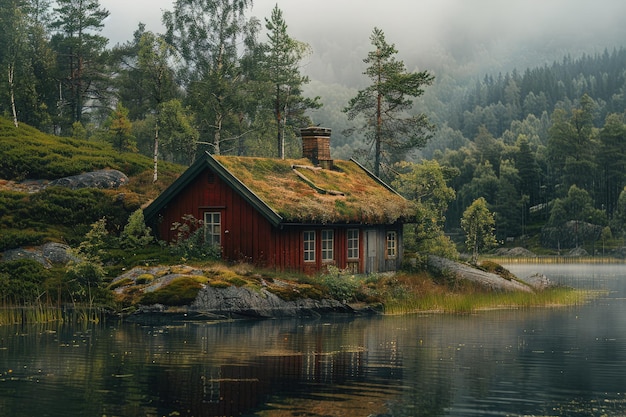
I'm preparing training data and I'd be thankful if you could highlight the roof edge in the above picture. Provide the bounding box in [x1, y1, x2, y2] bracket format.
[143, 156, 207, 221]
[144, 154, 284, 228]
[207, 153, 284, 227]
[348, 158, 406, 198]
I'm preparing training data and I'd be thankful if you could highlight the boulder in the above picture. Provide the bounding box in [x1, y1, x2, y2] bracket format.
[427, 255, 533, 292]
[191, 285, 350, 319]
[48, 169, 128, 190]
[494, 247, 536, 257]
[522, 273, 554, 290]
[1, 242, 75, 268]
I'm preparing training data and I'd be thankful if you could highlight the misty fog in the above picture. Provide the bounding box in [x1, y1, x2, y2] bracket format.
[102, 0, 626, 85]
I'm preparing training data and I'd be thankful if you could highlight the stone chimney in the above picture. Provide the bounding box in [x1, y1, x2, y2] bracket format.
[300, 126, 333, 169]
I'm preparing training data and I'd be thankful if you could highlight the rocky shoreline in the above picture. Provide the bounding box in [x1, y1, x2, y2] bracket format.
[2, 243, 554, 323]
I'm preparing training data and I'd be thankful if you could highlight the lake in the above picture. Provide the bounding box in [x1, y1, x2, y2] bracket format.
[2, 264, 626, 416]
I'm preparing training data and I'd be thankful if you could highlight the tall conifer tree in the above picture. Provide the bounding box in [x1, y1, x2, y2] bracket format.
[258, 5, 319, 158]
[343, 27, 434, 179]
[50, 0, 110, 131]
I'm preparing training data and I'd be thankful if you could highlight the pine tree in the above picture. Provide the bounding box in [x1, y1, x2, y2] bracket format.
[107, 102, 135, 152]
[258, 5, 320, 158]
[50, 0, 110, 130]
[343, 27, 434, 179]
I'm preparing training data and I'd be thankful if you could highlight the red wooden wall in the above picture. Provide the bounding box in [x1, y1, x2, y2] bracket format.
[153, 166, 401, 274]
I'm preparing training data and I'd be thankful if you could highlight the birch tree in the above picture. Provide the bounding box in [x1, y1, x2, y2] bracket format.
[461, 197, 497, 264]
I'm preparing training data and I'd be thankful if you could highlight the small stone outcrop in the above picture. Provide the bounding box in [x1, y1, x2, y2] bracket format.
[191, 285, 350, 319]
[1, 242, 75, 268]
[427, 255, 533, 292]
[541, 220, 602, 249]
[522, 273, 553, 290]
[494, 247, 536, 257]
[112, 265, 355, 323]
[48, 169, 128, 190]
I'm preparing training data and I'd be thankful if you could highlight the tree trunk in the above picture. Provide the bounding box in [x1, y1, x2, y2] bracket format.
[153, 120, 159, 183]
[213, 112, 222, 155]
[276, 84, 283, 159]
[375, 90, 382, 178]
[8, 63, 18, 128]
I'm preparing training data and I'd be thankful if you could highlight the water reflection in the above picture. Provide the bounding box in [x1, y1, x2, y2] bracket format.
[1, 265, 626, 416]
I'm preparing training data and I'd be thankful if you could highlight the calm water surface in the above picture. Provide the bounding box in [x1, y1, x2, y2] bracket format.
[2, 264, 626, 416]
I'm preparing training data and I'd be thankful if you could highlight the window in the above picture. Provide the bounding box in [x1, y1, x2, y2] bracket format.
[204, 212, 221, 246]
[347, 229, 359, 259]
[304, 231, 315, 262]
[386, 231, 397, 258]
[321, 230, 334, 261]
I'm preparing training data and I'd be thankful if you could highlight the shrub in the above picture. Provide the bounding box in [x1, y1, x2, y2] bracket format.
[226, 276, 247, 287]
[0, 230, 47, 251]
[169, 219, 221, 262]
[478, 260, 515, 281]
[120, 209, 153, 249]
[0, 259, 51, 304]
[320, 265, 363, 302]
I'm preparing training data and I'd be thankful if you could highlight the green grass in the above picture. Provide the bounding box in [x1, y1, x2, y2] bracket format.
[383, 286, 595, 315]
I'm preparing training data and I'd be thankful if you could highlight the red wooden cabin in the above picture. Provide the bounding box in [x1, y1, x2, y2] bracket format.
[144, 127, 415, 274]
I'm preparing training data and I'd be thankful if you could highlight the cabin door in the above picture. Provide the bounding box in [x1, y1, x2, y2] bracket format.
[365, 229, 378, 274]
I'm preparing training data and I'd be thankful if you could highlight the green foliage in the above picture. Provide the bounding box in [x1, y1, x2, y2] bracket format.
[66, 259, 106, 293]
[393, 160, 458, 257]
[77, 217, 111, 260]
[256, 4, 320, 158]
[108, 277, 133, 290]
[120, 209, 153, 249]
[135, 274, 154, 285]
[106, 102, 136, 152]
[50, 0, 110, 129]
[548, 185, 607, 227]
[0, 259, 50, 304]
[169, 215, 221, 261]
[163, 0, 255, 155]
[0, 186, 141, 250]
[158, 99, 199, 165]
[478, 260, 515, 281]
[461, 197, 498, 264]
[320, 265, 364, 302]
[0, 118, 153, 180]
[343, 27, 434, 179]
[0, 230, 47, 252]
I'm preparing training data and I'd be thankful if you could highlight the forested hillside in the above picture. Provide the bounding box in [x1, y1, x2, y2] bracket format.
[424, 49, 626, 252]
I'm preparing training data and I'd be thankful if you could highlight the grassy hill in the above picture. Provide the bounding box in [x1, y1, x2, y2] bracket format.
[0, 117, 185, 250]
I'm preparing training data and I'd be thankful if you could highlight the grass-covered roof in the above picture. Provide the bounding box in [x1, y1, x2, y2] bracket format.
[212, 155, 415, 225]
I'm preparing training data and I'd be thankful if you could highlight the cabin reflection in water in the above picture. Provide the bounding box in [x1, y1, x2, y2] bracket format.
[156, 347, 400, 416]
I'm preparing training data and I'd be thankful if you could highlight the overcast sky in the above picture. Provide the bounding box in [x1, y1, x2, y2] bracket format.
[100, 0, 626, 82]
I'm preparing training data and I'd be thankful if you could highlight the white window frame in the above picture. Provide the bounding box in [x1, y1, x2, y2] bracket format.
[204, 212, 221, 246]
[347, 229, 359, 260]
[321, 229, 334, 262]
[304, 231, 316, 262]
[386, 231, 397, 258]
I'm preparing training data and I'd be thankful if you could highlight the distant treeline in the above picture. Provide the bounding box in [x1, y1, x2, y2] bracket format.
[454, 47, 626, 138]
[418, 48, 626, 252]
